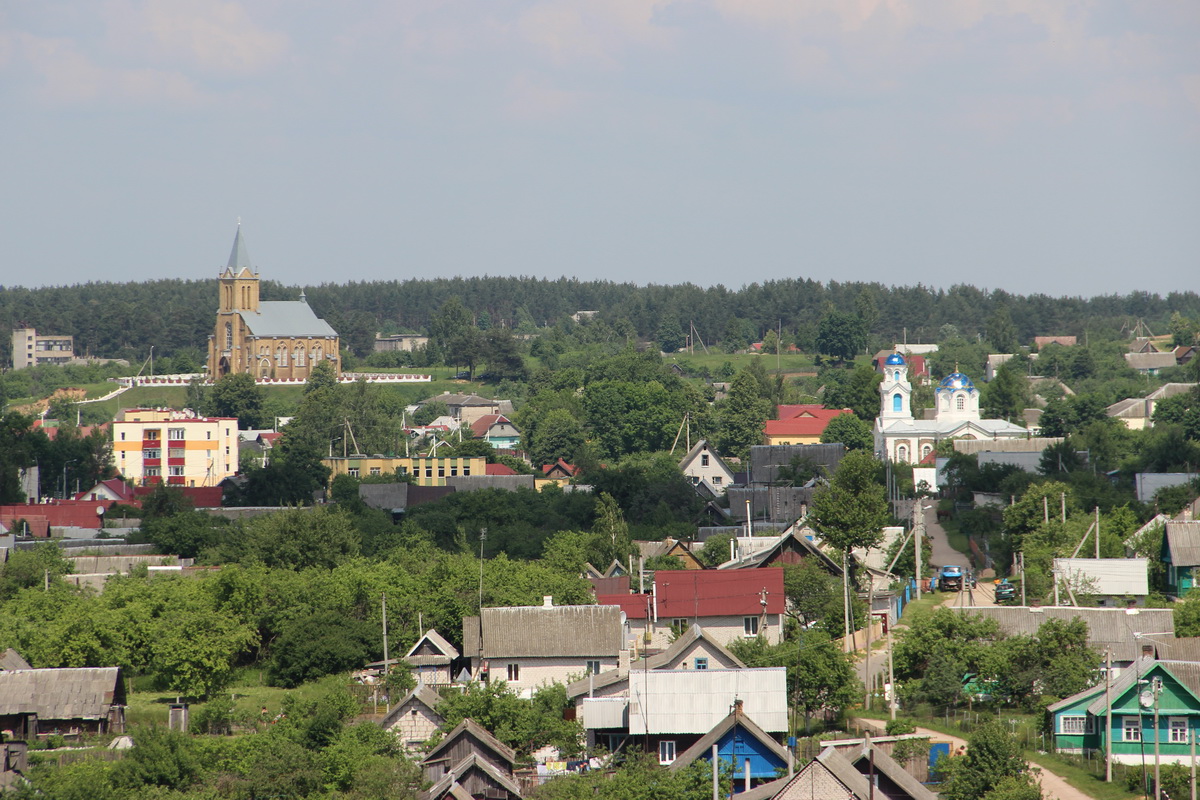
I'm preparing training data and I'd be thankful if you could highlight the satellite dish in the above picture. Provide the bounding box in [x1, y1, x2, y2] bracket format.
[96, 505, 106, 516]
[1139, 690, 1155, 708]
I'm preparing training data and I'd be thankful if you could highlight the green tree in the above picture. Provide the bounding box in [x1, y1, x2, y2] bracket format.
[983, 361, 1028, 421]
[821, 363, 883, 421]
[207, 372, 266, 429]
[269, 610, 378, 688]
[816, 310, 868, 361]
[429, 296, 473, 353]
[0, 542, 74, 600]
[810, 451, 889, 553]
[820, 412, 872, 451]
[657, 320, 686, 353]
[529, 408, 586, 467]
[940, 720, 1034, 800]
[149, 608, 257, 698]
[112, 726, 200, 791]
[717, 368, 770, 459]
[306, 359, 338, 393]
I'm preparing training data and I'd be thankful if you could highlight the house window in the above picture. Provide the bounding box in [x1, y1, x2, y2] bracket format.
[921, 444, 932, 460]
[1059, 716, 1088, 735]
[145, 448, 161, 460]
[425, 467, 433, 478]
[744, 616, 760, 636]
[168, 428, 185, 440]
[451, 465, 458, 476]
[1169, 718, 1188, 743]
[694, 658, 708, 670]
[712, 476, 722, 486]
[893, 393, 903, 412]
[146, 429, 160, 440]
[1123, 717, 1141, 742]
[369, 467, 381, 476]
[145, 467, 161, 477]
[168, 448, 185, 459]
[277, 345, 288, 367]
[348, 468, 360, 478]
[691, 476, 700, 485]
[169, 466, 184, 477]
[438, 465, 445, 478]
[462, 464, 471, 476]
[585, 660, 601, 675]
[658, 740, 676, 765]
[120, 432, 126, 440]
[671, 618, 688, 632]
[507, 664, 520, 682]
[701, 454, 709, 467]
[207, 431, 212, 440]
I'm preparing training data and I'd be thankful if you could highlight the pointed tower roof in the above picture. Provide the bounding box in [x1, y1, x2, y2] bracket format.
[226, 224, 254, 273]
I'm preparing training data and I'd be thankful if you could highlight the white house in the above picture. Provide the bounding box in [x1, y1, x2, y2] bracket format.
[678, 440, 736, 496]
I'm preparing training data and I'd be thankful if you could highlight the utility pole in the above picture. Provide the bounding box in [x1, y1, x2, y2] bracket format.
[914, 502, 923, 600]
[381, 593, 390, 712]
[1105, 648, 1112, 783]
[1019, 551, 1027, 606]
[887, 620, 896, 721]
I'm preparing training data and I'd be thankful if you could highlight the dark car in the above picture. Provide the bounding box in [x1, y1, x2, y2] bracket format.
[994, 581, 1017, 605]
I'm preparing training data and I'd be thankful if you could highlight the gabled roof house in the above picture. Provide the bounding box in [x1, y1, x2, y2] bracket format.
[678, 440, 736, 496]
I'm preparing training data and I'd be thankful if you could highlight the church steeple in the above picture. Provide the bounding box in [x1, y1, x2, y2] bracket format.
[879, 352, 913, 420]
[218, 224, 260, 312]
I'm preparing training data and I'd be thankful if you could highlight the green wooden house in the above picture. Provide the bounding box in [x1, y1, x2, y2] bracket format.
[1048, 659, 1200, 765]
[1162, 521, 1200, 596]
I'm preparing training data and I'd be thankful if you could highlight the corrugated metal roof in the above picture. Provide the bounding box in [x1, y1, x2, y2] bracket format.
[405, 629, 460, 661]
[1165, 521, 1200, 567]
[239, 301, 337, 338]
[1085, 659, 1200, 716]
[953, 607, 1175, 662]
[628, 668, 787, 734]
[468, 605, 623, 658]
[0, 667, 124, 719]
[1053, 558, 1149, 595]
[655, 568, 785, 618]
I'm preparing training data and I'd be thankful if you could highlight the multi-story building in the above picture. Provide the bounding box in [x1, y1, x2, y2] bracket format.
[323, 455, 487, 486]
[11, 328, 74, 369]
[112, 409, 238, 487]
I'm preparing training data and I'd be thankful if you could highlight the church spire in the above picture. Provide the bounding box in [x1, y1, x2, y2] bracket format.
[226, 222, 254, 273]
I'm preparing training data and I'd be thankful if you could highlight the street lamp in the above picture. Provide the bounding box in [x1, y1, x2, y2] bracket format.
[61, 459, 77, 500]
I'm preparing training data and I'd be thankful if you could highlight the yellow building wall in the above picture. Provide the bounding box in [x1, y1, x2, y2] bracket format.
[764, 434, 821, 446]
[113, 412, 238, 486]
[324, 456, 487, 487]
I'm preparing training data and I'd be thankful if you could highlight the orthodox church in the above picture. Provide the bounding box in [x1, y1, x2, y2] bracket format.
[873, 353, 1027, 463]
[205, 226, 341, 381]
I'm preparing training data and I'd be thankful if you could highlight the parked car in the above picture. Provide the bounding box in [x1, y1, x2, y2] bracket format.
[938, 565, 964, 592]
[994, 580, 1017, 605]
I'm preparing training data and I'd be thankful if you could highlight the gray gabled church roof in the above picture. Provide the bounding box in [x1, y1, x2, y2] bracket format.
[240, 302, 338, 338]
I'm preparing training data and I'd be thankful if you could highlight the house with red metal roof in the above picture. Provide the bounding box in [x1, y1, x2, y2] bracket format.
[764, 405, 854, 445]
[598, 567, 785, 650]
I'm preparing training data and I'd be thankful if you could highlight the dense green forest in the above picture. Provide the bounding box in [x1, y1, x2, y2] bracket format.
[3, 275, 1199, 364]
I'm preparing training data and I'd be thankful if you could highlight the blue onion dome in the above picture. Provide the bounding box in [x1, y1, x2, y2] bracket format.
[885, 353, 906, 366]
[939, 372, 975, 391]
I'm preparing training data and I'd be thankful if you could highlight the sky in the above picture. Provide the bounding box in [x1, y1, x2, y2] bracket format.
[2, 1, 1198, 297]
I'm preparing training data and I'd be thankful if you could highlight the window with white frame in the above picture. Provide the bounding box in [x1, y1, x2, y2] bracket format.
[658, 740, 676, 765]
[348, 468, 359, 478]
[1169, 718, 1188, 743]
[713, 476, 722, 485]
[144, 448, 161, 460]
[169, 466, 184, 477]
[744, 616, 760, 636]
[671, 618, 688, 632]
[507, 663, 520, 682]
[370, 467, 381, 476]
[168, 428, 185, 440]
[168, 448, 185, 459]
[1123, 717, 1141, 742]
[701, 454, 709, 467]
[1059, 716, 1089, 735]
[585, 660, 601, 675]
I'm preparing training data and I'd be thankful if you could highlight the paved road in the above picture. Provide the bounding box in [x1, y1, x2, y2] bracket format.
[921, 504, 970, 570]
[855, 718, 1097, 800]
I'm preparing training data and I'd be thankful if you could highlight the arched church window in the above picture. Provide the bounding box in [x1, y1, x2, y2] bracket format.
[956, 395, 965, 411]
[893, 393, 903, 412]
[295, 346, 306, 367]
[311, 345, 322, 363]
[941, 394, 950, 410]
[897, 445, 908, 463]
[893, 371, 900, 381]
[277, 345, 288, 367]
[921, 444, 932, 460]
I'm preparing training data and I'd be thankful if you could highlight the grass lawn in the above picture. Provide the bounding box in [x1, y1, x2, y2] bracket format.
[664, 351, 822, 376]
[124, 668, 341, 728]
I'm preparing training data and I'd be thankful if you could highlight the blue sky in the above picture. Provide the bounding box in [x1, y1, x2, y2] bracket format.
[2, 1, 1197, 296]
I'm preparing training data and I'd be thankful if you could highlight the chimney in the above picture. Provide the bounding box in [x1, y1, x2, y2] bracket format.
[734, 699, 743, 717]
[542, 596, 553, 608]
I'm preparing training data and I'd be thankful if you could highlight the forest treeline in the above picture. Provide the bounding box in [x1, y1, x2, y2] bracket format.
[3, 275, 1199, 363]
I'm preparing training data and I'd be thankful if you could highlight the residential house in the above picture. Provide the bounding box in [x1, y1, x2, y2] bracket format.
[1175, 345, 1197, 367]
[767, 744, 938, 800]
[419, 718, 522, 800]
[717, 524, 843, 576]
[380, 686, 444, 753]
[678, 440, 736, 496]
[1162, 520, 1200, 595]
[1125, 352, 1178, 375]
[952, 607, 1176, 676]
[984, 353, 1017, 382]
[748, 444, 844, 485]
[423, 393, 506, 427]
[0, 667, 126, 739]
[469, 414, 521, 450]
[1107, 384, 1199, 430]
[598, 568, 785, 650]
[540, 459, 579, 480]
[764, 405, 854, 446]
[403, 630, 461, 687]
[635, 538, 703, 570]
[1051, 558, 1150, 606]
[358, 483, 455, 519]
[112, 408, 239, 487]
[374, 333, 429, 352]
[627, 668, 788, 769]
[462, 599, 625, 697]
[667, 703, 792, 791]
[1048, 659, 1200, 766]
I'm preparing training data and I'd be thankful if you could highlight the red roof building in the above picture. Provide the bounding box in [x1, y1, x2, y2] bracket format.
[541, 458, 579, 479]
[764, 405, 853, 445]
[597, 567, 786, 649]
[484, 463, 518, 476]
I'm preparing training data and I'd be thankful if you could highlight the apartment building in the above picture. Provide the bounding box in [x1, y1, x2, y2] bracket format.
[11, 328, 74, 369]
[112, 409, 238, 487]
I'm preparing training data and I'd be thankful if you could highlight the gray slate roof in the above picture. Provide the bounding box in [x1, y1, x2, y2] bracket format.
[0, 667, 125, 719]
[405, 629, 461, 665]
[1165, 521, 1200, 567]
[464, 605, 623, 659]
[841, 741, 938, 800]
[417, 752, 523, 800]
[952, 607, 1175, 662]
[380, 685, 444, 730]
[423, 718, 517, 768]
[239, 301, 337, 338]
[0, 649, 31, 671]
